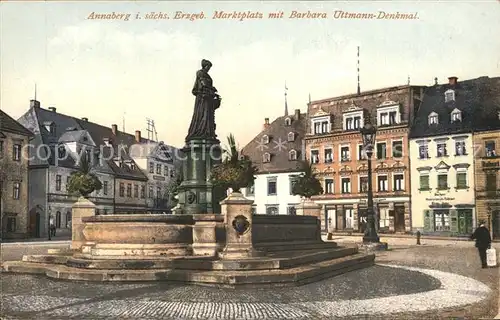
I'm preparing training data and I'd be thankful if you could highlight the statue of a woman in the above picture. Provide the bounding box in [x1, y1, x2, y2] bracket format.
[186, 59, 221, 141]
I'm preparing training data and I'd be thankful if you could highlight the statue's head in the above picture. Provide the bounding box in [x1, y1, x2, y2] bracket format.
[201, 59, 212, 71]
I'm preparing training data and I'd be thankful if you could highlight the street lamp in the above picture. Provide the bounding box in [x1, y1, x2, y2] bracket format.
[360, 118, 380, 244]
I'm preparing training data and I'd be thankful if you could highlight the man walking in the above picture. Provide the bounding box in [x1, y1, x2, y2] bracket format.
[470, 221, 492, 268]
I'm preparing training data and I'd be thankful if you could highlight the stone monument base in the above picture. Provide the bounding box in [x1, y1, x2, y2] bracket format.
[358, 242, 389, 253]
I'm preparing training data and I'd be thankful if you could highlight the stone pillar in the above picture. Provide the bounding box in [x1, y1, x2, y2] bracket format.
[192, 214, 223, 256]
[352, 203, 359, 231]
[404, 201, 411, 232]
[71, 197, 96, 250]
[295, 199, 321, 218]
[219, 192, 260, 259]
[388, 202, 395, 232]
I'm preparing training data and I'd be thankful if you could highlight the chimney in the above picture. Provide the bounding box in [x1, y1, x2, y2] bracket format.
[294, 109, 301, 120]
[263, 118, 270, 130]
[81, 117, 88, 122]
[135, 130, 141, 143]
[111, 124, 118, 135]
[448, 76, 458, 86]
[30, 99, 40, 108]
[48, 107, 56, 112]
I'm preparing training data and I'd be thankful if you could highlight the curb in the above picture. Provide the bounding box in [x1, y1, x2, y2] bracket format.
[1, 240, 70, 246]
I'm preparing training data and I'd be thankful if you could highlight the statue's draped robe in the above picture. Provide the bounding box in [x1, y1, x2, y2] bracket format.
[186, 69, 220, 141]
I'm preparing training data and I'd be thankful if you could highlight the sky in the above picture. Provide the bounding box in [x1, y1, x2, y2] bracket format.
[1, 1, 500, 148]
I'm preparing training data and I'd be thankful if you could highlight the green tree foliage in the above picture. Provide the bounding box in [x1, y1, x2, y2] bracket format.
[210, 134, 258, 193]
[291, 160, 323, 198]
[66, 155, 102, 198]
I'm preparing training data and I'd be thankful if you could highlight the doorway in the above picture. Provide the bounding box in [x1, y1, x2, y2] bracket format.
[394, 204, 406, 232]
[35, 212, 41, 238]
[325, 208, 336, 232]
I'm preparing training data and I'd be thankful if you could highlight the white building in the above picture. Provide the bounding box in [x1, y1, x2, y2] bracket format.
[241, 109, 306, 215]
[409, 77, 477, 236]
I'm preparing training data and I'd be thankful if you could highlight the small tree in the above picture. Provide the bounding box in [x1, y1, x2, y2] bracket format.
[210, 134, 257, 193]
[67, 156, 102, 198]
[166, 171, 183, 206]
[292, 160, 323, 199]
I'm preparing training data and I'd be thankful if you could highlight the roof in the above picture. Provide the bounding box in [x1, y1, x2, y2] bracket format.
[0, 109, 33, 136]
[409, 76, 500, 139]
[242, 112, 306, 174]
[16, 103, 154, 180]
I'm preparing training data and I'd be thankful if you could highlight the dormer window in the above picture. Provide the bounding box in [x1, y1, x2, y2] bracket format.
[44, 122, 56, 135]
[130, 162, 136, 170]
[287, 132, 295, 142]
[288, 149, 297, 160]
[103, 138, 111, 146]
[57, 145, 66, 159]
[428, 112, 438, 125]
[451, 108, 462, 122]
[263, 152, 271, 163]
[445, 89, 455, 103]
[284, 117, 291, 126]
[262, 135, 270, 144]
[377, 102, 400, 126]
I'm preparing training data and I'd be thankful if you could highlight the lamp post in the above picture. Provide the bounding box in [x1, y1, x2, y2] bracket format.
[360, 118, 380, 244]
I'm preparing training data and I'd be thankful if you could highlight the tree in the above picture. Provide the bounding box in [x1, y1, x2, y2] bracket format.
[166, 170, 183, 206]
[291, 160, 323, 199]
[66, 156, 102, 198]
[210, 134, 258, 193]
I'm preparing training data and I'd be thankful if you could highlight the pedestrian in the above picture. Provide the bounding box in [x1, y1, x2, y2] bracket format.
[470, 221, 492, 268]
[49, 217, 56, 237]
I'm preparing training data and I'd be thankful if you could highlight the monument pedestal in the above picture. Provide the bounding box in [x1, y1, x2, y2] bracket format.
[177, 138, 225, 215]
[219, 192, 262, 259]
[71, 197, 96, 250]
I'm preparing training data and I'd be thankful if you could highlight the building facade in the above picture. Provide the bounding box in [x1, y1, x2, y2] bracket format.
[409, 76, 500, 236]
[306, 85, 425, 233]
[242, 109, 306, 215]
[0, 110, 33, 239]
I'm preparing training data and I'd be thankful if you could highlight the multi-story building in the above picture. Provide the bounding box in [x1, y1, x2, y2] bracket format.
[409, 76, 500, 236]
[242, 109, 306, 215]
[306, 85, 425, 233]
[0, 110, 33, 239]
[472, 76, 500, 239]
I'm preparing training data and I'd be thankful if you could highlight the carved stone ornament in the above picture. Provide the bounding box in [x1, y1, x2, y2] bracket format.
[232, 215, 250, 236]
[187, 191, 196, 204]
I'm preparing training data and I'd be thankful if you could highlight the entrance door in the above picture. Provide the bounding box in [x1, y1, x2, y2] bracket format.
[35, 212, 41, 238]
[457, 209, 473, 235]
[394, 206, 405, 232]
[345, 209, 353, 229]
[326, 209, 336, 232]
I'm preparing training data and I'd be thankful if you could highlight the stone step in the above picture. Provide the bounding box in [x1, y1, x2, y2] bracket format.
[1, 253, 375, 287]
[255, 241, 339, 252]
[22, 254, 69, 265]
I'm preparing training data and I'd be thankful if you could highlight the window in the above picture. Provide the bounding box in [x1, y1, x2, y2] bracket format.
[289, 177, 298, 195]
[346, 118, 354, 130]
[419, 145, 429, 159]
[66, 212, 72, 228]
[156, 164, 161, 174]
[164, 166, 169, 176]
[359, 176, 368, 193]
[340, 146, 350, 162]
[379, 207, 390, 228]
[130, 163, 136, 170]
[455, 141, 467, 156]
[156, 187, 161, 199]
[6, 217, 16, 232]
[324, 148, 333, 163]
[485, 141, 497, 157]
[341, 178, 351, 194]
[393, 174, 404, 191]
[288, 150, 297, 161]
[486, 173, 497, 191]
[287, 206, 296, 215]
[247, 184, 255, 196]
[134, 185, 139, 198]
[325, 179, 334, 194]
[392, 141, 403, 158]
[149, 186, 154, 198]
[437, 143, 447, 157]
[12, 182, 20, 199]
[437, 174, 448, 190]
[419, 175, 430, 190]
[140, 185, 145, 198]
[377, 175, 388, 192]
[119, 183, 125, 197]
[376, 143, 387, 159]
[55, 175, 62, 191]
[311, 150, 319, 164]
[434, 210, 450, 231]
[58, 145, 66, 159]
[379, 112, 389, 125]
[266, 206, 279, 215]
[451, 110, 462, 122]
[358, 145, 366, 160]
[456, 172, 467, 189]
[262, 135, 270, 144]
[126, 184, 132, 197]
[12, 144, 21, 161]
[285, 117, 291, 126]
[103, 181, 108, 195]
[56, 211, 61, 228]
[428, 113, 438, 125]
[267, 178, 277, 195]
[263, 153, 271, 163]
[353, 116, 361, 129]
[313, 120, 330, 135]
[149, 162, 154, 173]
[445, 90, 455, 102]
[287, 132, 295, 142]
[389, 111, 397, 124]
